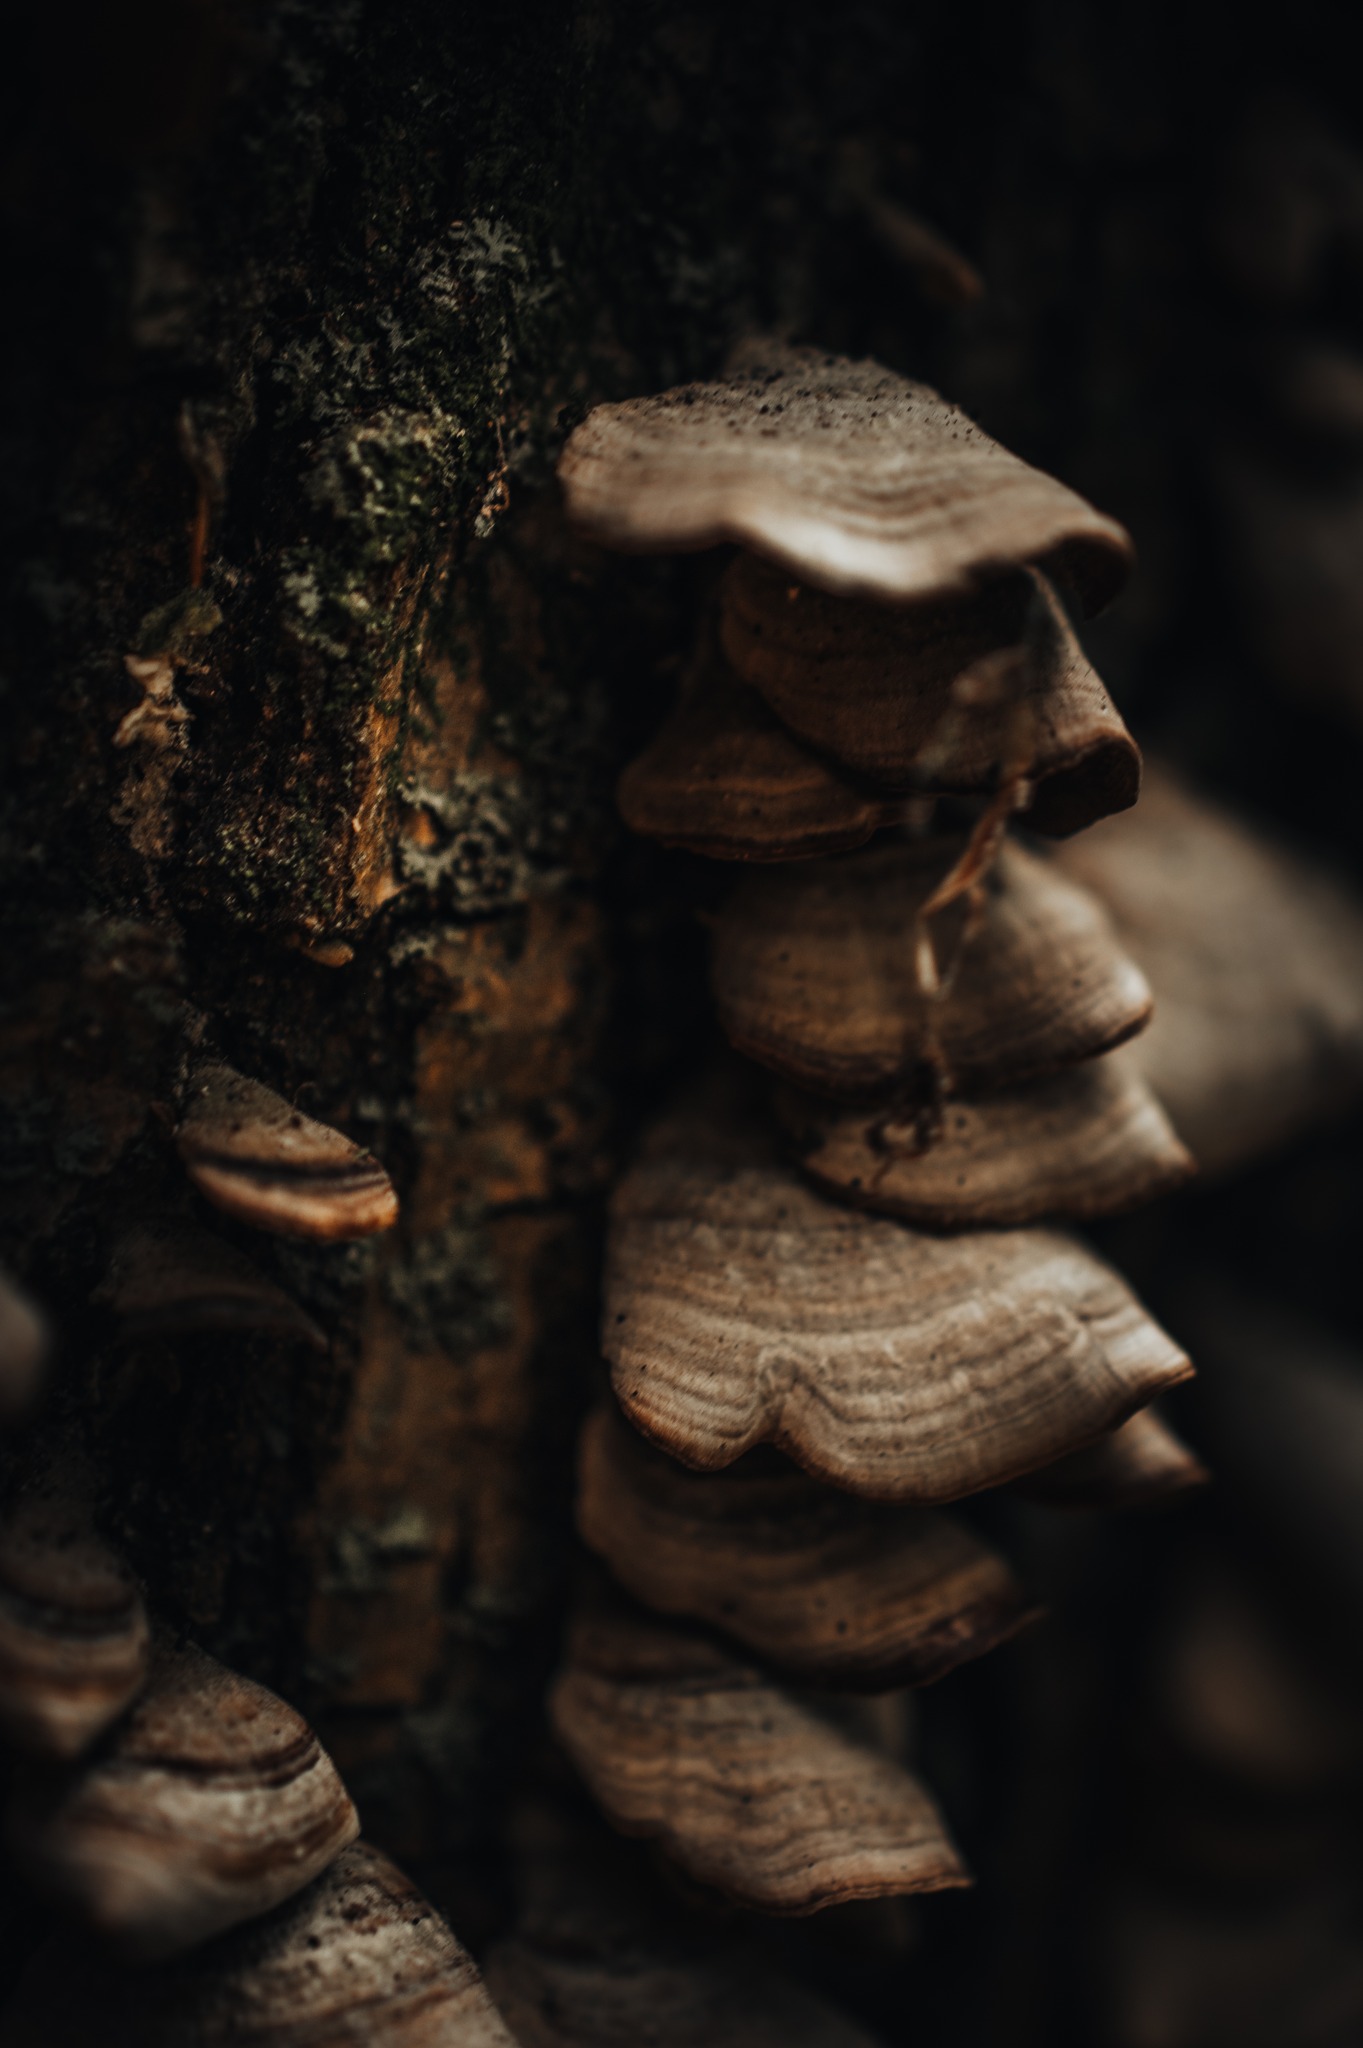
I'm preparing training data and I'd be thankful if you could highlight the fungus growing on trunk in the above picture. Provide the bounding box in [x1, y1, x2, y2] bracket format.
[559, 339, 1133, 609]
[0, 1271, 48, 1420]
[1053, 762, 1363, 1173]
[8, 1642, 359, 1961]
[719, 556, 1139, 829]
[1019, 1408, 1209, 1508]
[0, 1470, 151, 1759]
[553, 343, 1202, 1915]
[616, 628, 907, 862]
[549, 1589, 969, 1914]
[605, 1090, 1190, 1501]
[0, 1843, 518, 2046]
[711, 835, 1153, 1099]
[176, 1063, 398, 1242]
[774, 1050, 1193, 1228]
[577, 1405, 1037, 1688]
[95, 1217, 327, 1349]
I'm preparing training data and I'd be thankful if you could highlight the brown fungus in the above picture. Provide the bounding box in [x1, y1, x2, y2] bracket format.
[719, 556, 1140, 832]
[1054, 762, 1363, 1175]
[617, 624, 906, 862]
[176, 1061, 398, 1242]
[95, 1217, 326, 1349]
[604, 1085, 1191, 1503]
[711, 834, 1153, 1100]
[559, 338, 1133, 612]
[7, 1641, 359, 1961]
[1019, 1408, 1209, 1509]
[485, 1801, 882, 2048]
[775, 1049, 1194, 1231]
[0, 1842, 517, 2046]
[0, 1271, 48, 1422]
[576, 1405, 1036, 1690]
[549, 1591, 969, 1916]
[0, 1473, 151, 1761]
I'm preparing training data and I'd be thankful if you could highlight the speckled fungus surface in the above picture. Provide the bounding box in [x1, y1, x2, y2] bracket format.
[177, 1062, 398, 1242]
[577, 1405, 1036, 1688]
[8, 1642, 359, 1961]
[711, 834, 1153, 1098]
[560, 338, 1134, 610]
[549, 1590, 970, 1914]
[774, 1049, 1193, 1229]
[604, 1088, 1191, 1502]
[0, 1843, 518, 2047]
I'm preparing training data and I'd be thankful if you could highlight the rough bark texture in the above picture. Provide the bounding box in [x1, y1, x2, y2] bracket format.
[5, 2, 1363, 2039]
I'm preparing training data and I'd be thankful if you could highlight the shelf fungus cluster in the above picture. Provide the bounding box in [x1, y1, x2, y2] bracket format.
[549, 341, 1208, 1929]
[0, 1069, 520, 2042]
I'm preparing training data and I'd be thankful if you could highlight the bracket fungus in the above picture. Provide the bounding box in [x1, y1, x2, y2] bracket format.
[0, 1843, 517, 2047]
[1020, 1408, 1209, 1509]
[1053, 762, 1363, 1174]
[485, 1803, 882, 2048]
[774, 1049, 1193, 1229]
[552, 336, 1198, 1939]
[711, 834, 1153, 1100]
[8, 1642, 359, 1961]
[559, 338, 1133, 611]
[0, 1475, 151, 1760]
[176, 1062, 398, 1242]
[719, 556, 1139, 833]
[96, 1218, 326, 1349]
[0, 1271, 48, 1421]
[549, 1591, 969, 1916]
[577, 1405, 1037, 1689]
[604, 1095, 1191, 1502]
[616, 628, 907, 863]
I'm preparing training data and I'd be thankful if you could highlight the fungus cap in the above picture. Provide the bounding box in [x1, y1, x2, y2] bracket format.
[0, 1476, 151, 1760]
[1019, 1408, 1208, 1508]
[0, 1842, 517, 2047]
[576, 1406, 1036, 1689]
[604, 1083, 1191, 1503]
[1054, 762, 1363, 1174]
[177, 1062, 398, 1242]
[711, 834, 1153, 1099]
[775, 1050, 1194, 1230]
[618, 628, 905, 862]
[719, 556, 1140, 830]
[96, 1219, 326, 1349]
[549, 1593, 969, 1916]
[0, 1273, 47, 1421]
[559, 340, 1133, 612]
[8, 1642, 359, 1961]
